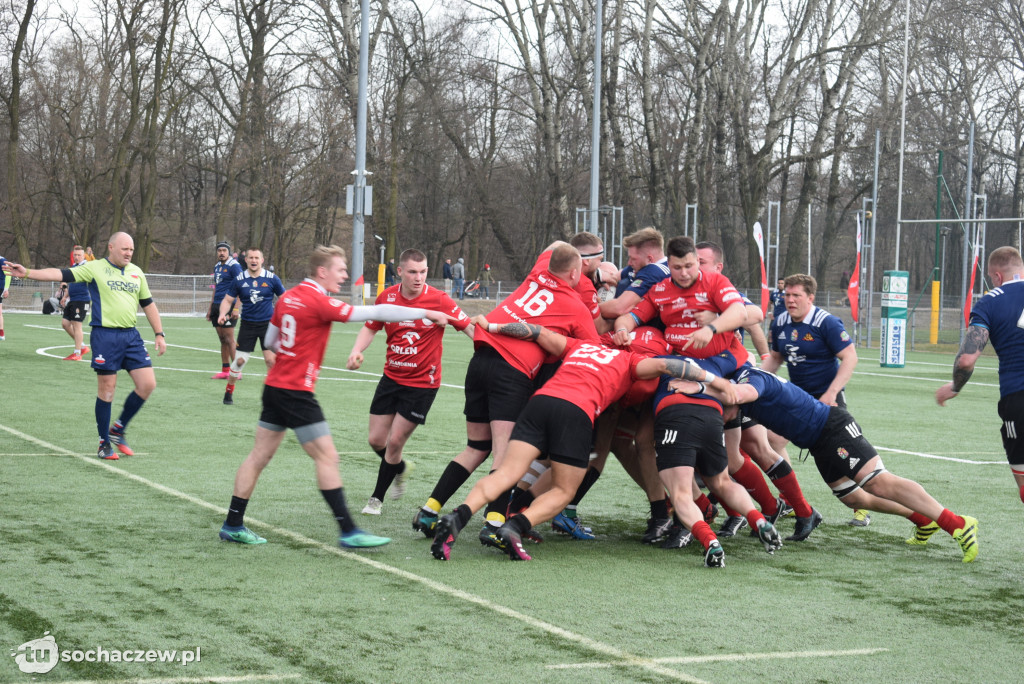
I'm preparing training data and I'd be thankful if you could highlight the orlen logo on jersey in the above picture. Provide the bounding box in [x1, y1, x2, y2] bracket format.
[391, 331, 420, 355]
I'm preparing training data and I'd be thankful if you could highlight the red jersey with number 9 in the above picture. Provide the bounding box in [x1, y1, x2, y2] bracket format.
[474, 253, 599, 378]
[535, 338, 645, 422]
[267, 279, 354, 392]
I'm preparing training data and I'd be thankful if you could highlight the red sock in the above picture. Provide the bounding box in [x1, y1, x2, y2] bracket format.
[907, 512, 932, 527]
[936, 509, 966, 536]
[222, 363, 230, 371]
[691, 520, 717, 550]
[770, 471, 813, 518]
[745, 509, 766, 530]
[722, 504, 741, 517]
[1019, 484, 1024, 505]
[226, 384, 236, 395]
[733, 455, 777, 515]
[694, 492, 711, 509]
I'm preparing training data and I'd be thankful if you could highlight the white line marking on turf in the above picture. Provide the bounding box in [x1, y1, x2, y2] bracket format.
[547, 647, 889, 670]
[47, 675, 301, 684]
[874, 446, 1005, 465]
[854, 370, 998, 388]
[0, 423, 708, 684]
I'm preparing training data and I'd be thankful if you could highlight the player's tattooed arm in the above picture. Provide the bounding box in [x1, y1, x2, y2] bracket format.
[661, 357, 706, 382]
[952, 325, 989, 391]
[489, 321, 542, 340]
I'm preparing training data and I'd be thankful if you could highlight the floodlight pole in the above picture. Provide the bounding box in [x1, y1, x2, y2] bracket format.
[895, 0, 911, 270]
[960, 122, 975, 337]
[587, 0, 603, 234]
[350, 0, 371, 304]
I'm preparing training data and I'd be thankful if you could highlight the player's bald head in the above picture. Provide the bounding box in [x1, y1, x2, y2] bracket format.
[548, 243, 582, 279]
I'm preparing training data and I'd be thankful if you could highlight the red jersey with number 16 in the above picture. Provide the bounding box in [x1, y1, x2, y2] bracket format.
[474, 254, 599, 378]
[365, 284, 470, 388]
[267, 279, 354, 392]
[535, 338, 645, 423]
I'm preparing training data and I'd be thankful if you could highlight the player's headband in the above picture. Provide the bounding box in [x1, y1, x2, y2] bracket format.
[579, 249, 604, 259]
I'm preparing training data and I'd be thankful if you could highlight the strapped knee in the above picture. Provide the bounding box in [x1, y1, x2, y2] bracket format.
[765, 458, 792, 481]
[467, 439, 492, 456]
[230, 351, 251, 373]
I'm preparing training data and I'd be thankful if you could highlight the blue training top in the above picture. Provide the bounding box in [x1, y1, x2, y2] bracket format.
[67, 262, 90, 301]
[212, 257, 243, 305]
[769, 305, 853, 397]
[735, 366, 831, 448]
[970, 278, 1024, 397]
[615, 258, 670, 298]
[0, 256, 9, 293]
[227, 268, 285, 323]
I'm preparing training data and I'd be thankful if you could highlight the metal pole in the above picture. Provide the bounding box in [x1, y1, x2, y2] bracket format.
[588, 0, 603, 233]
[807, 203, 812, 276]
[895, 0, 911, 269]
[960, 122, 975, 337]
[350, 0, 371, 304]
[868, 129, 880, 348]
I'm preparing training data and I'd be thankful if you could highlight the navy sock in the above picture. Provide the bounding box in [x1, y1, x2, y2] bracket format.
[116, 391, 146, 429]
[226, 496, 248, 527]
[371, 461, 404, 500]
[96, 398, 112, 443]
[650, 498, 669, 520]
[321, 488, 355, 533]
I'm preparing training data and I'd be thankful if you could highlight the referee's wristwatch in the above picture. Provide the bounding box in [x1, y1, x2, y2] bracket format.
[155, 332, 166, 337]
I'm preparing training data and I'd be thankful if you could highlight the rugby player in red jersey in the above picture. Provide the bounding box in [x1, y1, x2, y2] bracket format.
[412, 243, 600, 548]
[218, 245, 452, 549]
[346, 248, 473, 515]
[430, 318, 735, 561]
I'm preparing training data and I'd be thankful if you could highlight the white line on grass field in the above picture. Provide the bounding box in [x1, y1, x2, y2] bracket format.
[875, 446, 1004, 465]
[854, 370, 998, 388]
[47, 675, 301, 684]
[0, 423, 708, 684]
[547, 647, 889, 670]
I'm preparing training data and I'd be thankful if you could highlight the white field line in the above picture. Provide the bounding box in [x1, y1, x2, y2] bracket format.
[547, 647, 889, 670]
[853, 370, 998, 388]
[875, 446, 1004, 465]
[0, 423, 709, 684]
[47, 675, 301, 684]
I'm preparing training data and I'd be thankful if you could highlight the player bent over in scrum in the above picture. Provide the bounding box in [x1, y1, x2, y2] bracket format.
[430, 317, 735, 561]
[689, 366, 979, 562]
[653, 358, 786, 567]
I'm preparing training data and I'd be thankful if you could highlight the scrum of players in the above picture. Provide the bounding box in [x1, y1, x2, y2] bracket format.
[363, 229, 978, 568]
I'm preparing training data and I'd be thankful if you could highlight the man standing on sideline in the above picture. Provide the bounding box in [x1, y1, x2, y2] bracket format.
[443, 258, 453, 296]
[346, 249, 473, 515]
[218, 248, 285, 405]
[4, 232, 167, 459]
[59, 245, 92, 360]
[480, 264, 494, 299]
[217, 245, 453, 549]
[761, 273, 867, 526]
[385, 258, 397, 287]
[208, 241, 243, 379]
[937, 246, 1024, 512]
[0, 253, 9, 340]
[452, 257, 466, 299]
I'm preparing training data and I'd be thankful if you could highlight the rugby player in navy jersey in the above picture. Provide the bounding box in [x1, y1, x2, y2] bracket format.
[693, 242, 817, 540]
[218, 248, 285, 405]
[762, 273, 870, 527]
[684, 367, 979, 562]
[208, 241, 244, 378]
[937, 246, 1024, 515]
[598, 226, 670, 320]
[58, 246, 92, 360]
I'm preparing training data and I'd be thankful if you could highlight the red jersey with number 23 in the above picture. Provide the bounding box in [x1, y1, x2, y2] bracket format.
[267, 279, 353, 392]
[535, 337, 645, 423]
[474, 253, 599, 378]
[365, 284, 470, 388]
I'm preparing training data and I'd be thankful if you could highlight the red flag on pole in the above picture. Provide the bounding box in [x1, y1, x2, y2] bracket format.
[752, 221, 769, 317]
[848, 214, 862, 323]
[964, 228, 981, 327]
